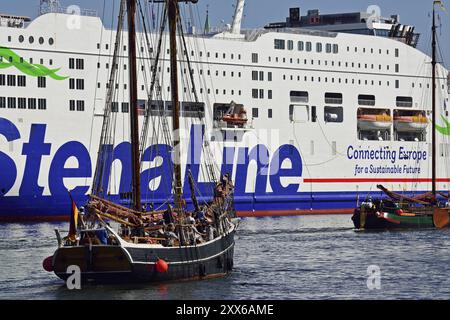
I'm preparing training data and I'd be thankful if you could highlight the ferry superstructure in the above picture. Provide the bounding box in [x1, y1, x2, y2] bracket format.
[0, 0, 449, 220]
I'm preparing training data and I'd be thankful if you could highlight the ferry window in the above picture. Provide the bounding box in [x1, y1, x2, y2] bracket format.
[268, 72, 272, 81]
[325, 93, 343, 104]
[76, 79, 84, 90]
[49, 38, 54, 45]
[268, 109, 273, 118]
[19, 35, 24, 43]
[39, 37, 44, 45]
[358, 94, 375, 106]
[333, 44, 338, 53]
[316, 43, 322, 53]
[18, 76, 26, 87]
[324, 107, 344, 123]
[252, 71, 258, 81]
[38, 99, 46, 110]
[290, 91, 309, 103]
[396, 96, 413, 108]
[111, 102, 119, 113]
[252, 108, 259, 118]
[8, 36, 11, 42]
[7, 97, 16, 109]
[29, 36, 34, 44]
[274, 39, 286, 50]
[306, 42, 312, 52]
[76, 101, 85, 112]
[76, 59, 84, 70]
[259, 89, 264, 99]
[259, 71, 264, 81]
[121, 103, 129, 113]
[395, 48, 399, 57]
[395, 64, 399, 73]
[298, 41, 304, 51]
[7, 75, 16, 86]
[395, 80, 400, 89]
[326, 43, 332, 53]
[252, 89, 259, 99]
[287, 40, 294, 50]
[18, 98, 26, 109]
[252, 53, 258, 63]
[268, 90, 273, 100]
[182, 102, 205, 118]
[311, 106, 317, 122]
[0, 97, 5, 108]
[28, 98, 36, 110]
[37, 76, 46, 88]
[0, 75, 5, 86]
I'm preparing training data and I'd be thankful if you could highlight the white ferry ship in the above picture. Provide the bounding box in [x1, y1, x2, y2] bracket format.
[0, 0, 449, 221]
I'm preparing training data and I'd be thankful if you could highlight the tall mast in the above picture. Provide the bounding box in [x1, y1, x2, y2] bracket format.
[168, 0, 183, 210]
[127, 0, 142, 211]
[431, 5, 437, 197]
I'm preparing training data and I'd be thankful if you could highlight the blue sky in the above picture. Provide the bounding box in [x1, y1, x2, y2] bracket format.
[2, 0, 449, 65]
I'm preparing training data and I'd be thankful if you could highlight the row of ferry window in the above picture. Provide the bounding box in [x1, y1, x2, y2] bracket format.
[273, 39, 399, 57]
[0, 97, 47, 110]
[274, 39, 339, 54]
[0, 56, 53, 66]
[7, 35, 54, 46]
[97, 43, 242, 61]
[288, 91, 414, 108]
[0, 74, 47, 88]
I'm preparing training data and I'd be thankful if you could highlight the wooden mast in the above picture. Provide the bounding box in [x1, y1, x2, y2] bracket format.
[126, 0, 142, 211]
[168, 0, 183, 211]
[431, 4, 437, 197]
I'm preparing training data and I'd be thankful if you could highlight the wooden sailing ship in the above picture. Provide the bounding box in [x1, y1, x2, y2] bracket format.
[352, 2, 450, 230]
[44, 0, 239, 283]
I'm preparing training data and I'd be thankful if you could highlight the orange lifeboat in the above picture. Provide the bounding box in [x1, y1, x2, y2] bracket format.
[394, 115, 428, 132]
[222, 102, 248, 126]
[357, 113, 392, 130]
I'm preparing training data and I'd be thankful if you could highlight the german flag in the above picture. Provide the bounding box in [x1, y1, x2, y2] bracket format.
[68, 195, 79, 242]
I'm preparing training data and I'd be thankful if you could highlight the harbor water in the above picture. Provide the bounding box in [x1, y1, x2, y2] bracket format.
[1, 215, 450, 300]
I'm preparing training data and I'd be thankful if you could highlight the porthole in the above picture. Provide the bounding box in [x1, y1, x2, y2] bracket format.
[39, 37, 44, 44]
[19, 35, 24, 43]
[29, 36, 34, 44]
[49, 38, 54, 45]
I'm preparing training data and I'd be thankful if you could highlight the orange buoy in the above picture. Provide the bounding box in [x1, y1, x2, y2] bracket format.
[155, 259, 169, 273]
[43, 256, 53, 272]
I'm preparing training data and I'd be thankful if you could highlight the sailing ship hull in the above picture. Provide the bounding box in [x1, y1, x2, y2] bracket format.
[52, 229, 236, 283]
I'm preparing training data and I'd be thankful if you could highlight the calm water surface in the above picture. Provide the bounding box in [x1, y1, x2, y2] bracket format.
[1, 215, 450, 300]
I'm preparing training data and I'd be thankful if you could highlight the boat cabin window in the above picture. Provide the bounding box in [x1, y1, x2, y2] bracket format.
[396, 96, 413, 108]
[290, 91, 309, 103]
[325, 93, 343, 104]
[358, 94, 376, 106]
[393, 110, 427, 142]
[357, 108, 392, 141]
[324, 106, 344, 123]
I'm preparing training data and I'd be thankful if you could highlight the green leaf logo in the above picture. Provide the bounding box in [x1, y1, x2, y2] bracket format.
[436, 115, 450, 135]
[0, 46, 68, 80]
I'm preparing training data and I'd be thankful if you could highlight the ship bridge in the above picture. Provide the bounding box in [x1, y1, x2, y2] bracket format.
[265, 7, 420, 48]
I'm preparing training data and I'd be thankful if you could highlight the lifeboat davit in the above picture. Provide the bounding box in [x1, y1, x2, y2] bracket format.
[357, 114, 392, 130]
[394, 115, 428, 132]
